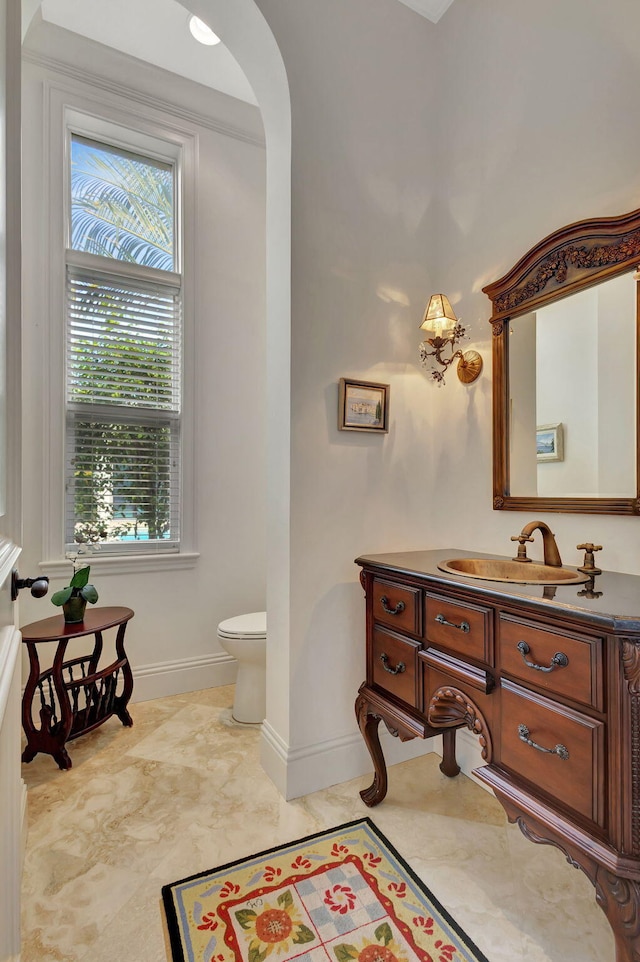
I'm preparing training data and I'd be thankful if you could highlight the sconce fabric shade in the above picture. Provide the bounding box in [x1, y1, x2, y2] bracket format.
[420, 294, 458, 333]
[417, 291, 482, 385]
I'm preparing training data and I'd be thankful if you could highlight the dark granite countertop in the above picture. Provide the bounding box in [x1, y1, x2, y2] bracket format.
[355, 548, 640, 633]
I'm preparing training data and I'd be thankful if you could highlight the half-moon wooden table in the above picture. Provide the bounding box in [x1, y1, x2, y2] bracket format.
[20, 606, 134, 770]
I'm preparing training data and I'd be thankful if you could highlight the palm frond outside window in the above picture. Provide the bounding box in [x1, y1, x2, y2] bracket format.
[65, 133, 181, 552]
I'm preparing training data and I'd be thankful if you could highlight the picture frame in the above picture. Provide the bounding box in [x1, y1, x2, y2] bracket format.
[536, 422, 564, 462]
[338, 378, 389, 433]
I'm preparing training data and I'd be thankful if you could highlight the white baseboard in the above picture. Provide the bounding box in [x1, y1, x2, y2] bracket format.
[131, 652, 237, 702]
[260, 719, 288, 796]
[259, 720, 492, 802]
[129, 657, 490, 798]
[452, 727, 492, 791]
[260, 721, 437, 801]
[21, 780, 28, 868]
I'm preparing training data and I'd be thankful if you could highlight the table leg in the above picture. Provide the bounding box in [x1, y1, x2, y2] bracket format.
[439, 729, 461, 778]
[52, 639, 74, 754]
[87, 631, 103, 675]
[113, 621, 134, 727]
[594, 866, 640, 962]
[21, 641, 41, 763]
[21, 639, 73, 769]
[356, 690, 388, 807]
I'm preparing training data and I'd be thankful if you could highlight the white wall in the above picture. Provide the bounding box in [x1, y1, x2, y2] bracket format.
[534, 277, 636, 497]
[428, 0, 640, 571]
[508, 275, 636, 499]
[597, 274, 636, 495]
[18, 0, 640, 801]
[509, 312, 537, 495]
[19, 17, 268, 697]
[536, 292, 599, 495]
[250, 0, 446, 795]
[252, 0, 640, 795]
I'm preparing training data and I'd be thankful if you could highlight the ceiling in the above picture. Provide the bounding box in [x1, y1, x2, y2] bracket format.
[38, 0, 258, 104]
[34, 0, 455, 107]
[396, 0, 455, 22]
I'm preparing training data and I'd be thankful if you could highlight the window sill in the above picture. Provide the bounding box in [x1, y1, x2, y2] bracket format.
[39, 552, 200, 578]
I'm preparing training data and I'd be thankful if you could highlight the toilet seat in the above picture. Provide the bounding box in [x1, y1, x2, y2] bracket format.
[217, 611, 266, 640]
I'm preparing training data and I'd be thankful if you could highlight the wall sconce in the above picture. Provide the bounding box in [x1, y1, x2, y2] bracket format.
[418, 294, 483, 385]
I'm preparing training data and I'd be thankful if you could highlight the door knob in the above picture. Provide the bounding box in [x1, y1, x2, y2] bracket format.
[11, 569, 49, 601]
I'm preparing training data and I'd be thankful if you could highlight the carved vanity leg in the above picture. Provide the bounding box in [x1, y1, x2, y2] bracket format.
[594, 867, 640, 962]
[439, 729, 461, 778]
[356, 691, 388, 807]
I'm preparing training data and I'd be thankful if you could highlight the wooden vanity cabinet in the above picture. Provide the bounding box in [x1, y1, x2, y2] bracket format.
[355, 550, 640, 962]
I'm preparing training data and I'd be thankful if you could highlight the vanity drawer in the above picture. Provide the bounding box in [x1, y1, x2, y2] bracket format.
[372, 578, 421, 635]
[425, 593, 492, 663]
[371, 626, 420, 707]
[499, 615, 603, 710]
[500, 680, 605, 826]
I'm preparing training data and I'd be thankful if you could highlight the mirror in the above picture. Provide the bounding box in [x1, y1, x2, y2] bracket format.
[484, 207, 640, 515]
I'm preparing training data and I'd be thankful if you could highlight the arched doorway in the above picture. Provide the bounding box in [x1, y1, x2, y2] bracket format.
[20, 0, 292, 781]
[177, 0, 293, 788]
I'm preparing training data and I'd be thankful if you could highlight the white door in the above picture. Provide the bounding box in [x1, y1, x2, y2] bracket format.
[0, 1, 25, 960]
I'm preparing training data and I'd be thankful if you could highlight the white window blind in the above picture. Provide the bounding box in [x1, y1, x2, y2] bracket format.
[65, 265, 182, 550]
[67, 269, 181, 410]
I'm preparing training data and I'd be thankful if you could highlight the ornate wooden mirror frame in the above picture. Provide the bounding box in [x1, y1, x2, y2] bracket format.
[484, 207, 640, 515]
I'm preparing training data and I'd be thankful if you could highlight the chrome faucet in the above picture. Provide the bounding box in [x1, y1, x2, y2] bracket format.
[511, 520, 562, 567]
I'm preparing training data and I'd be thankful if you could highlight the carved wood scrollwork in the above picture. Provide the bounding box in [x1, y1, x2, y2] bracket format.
[623, 641, 640, 857]
[594, 866, 640, 959]
[355, 690, 388, 807]
[359, 570, 366, 595]
[355, 690, 417, 744]
[493, 229, 640, 316]
[493, 497, 504, 510]
[514, 816, 583, 872]
[427, 686, 493, 762]
[623, 641, 640, 694]
[484, 210, 640, 322]
[491, 320, 503, 337]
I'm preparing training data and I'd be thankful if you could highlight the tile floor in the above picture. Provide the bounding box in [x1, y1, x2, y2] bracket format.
[21, 685, 614, 961]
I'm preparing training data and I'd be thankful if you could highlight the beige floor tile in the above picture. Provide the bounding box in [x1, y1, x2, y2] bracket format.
[21, 686, 615, 962]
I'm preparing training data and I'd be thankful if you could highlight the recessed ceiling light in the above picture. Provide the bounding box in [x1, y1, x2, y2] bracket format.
[188, 15, 221, 46]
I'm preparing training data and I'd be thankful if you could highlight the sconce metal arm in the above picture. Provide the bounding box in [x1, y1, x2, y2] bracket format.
[419, 325, 467, 384]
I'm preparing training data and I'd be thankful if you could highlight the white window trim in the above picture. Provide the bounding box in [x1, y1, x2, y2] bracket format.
[42, 84, 197, 571]
[39, 552, 200, 578]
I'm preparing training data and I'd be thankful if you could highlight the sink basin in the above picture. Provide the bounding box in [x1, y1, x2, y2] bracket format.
[437, 557, 590, 586]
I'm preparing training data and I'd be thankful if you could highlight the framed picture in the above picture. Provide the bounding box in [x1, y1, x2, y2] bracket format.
[536, 422, 564, 462]
[338, 378, 389, 433]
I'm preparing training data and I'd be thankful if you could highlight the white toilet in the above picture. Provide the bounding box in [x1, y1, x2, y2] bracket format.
[217, 611, 267, 724]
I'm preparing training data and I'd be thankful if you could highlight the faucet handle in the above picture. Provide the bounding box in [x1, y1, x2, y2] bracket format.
[577, 543, 602, 576]
[511, 533, 534, 562]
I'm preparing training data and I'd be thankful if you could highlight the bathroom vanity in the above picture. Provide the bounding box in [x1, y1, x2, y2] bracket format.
[355, 547, 640, 962]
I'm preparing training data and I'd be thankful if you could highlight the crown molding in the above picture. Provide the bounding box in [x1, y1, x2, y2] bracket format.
[396, 0, 455, 24]
[22, 49, 266, 149]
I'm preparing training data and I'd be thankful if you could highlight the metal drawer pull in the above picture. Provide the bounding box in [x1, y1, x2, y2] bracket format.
[518, 724, 569, 760]
[435, 613, 470, 633]
[517, 640, 569, 672]
[379, 653, 406, 675]
[380, 596, 405, 616]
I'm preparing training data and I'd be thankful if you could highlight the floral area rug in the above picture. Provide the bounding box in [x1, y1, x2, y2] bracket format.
[161, 818, 490, 962]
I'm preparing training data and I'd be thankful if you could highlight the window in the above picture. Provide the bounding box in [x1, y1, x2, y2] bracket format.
[64, 133, 182, 553]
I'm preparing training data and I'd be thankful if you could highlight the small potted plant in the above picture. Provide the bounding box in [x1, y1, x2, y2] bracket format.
[51, 554, 99, 624]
